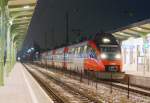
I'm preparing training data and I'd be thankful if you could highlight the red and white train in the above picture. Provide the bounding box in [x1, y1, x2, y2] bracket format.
[35, 33, 124, 79]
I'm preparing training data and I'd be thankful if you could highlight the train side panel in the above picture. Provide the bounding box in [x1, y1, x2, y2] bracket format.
[66, 42, 87, 72]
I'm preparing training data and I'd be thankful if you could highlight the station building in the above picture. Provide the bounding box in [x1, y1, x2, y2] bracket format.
[113, 19, 150, 77]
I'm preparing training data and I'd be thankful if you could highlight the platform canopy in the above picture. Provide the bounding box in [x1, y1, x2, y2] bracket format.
[112, 19, 150, 41]
[8, 0, 36, 49]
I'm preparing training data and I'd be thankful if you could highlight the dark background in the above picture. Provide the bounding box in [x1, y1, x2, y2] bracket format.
[23, 0, 150, 50]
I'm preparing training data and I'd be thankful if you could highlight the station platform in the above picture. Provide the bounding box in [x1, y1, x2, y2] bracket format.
[125, 71, 150, 77]
[125, 71, 150, 89]
[0, 63, 53, 103]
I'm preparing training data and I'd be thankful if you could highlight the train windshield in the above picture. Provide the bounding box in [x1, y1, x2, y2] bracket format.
[98, 45, 121, 60]
[100, 46, 120, 53]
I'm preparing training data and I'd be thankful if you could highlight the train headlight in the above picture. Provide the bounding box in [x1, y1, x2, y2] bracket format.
[115, 54, 121, 59]
[103, 38, 110, 43]
[101, 53, 107, 59]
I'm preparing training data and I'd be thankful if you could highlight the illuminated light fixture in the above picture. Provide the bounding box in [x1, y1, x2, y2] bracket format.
[128, 37, 134, 40]
[36, 52, 39, 54]
[31, 47, 34, 50]
[103, 38, 110, 43]
[147, 33, 150, 37]
[119, 32, 125, 35]
[115, 54, 121, 59]
[27, 49, 31, 53]
[9, 20, 13, 25]
[100, 53, 107, 59]
[144, 43, 149, 48]
[17, 57, 21, 61]
[23, 17, 28, 19]
[23, 5, 30, 9]
[135, 27, 142, 31]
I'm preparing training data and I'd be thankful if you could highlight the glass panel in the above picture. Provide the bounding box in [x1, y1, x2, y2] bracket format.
[100, 47, 120, 52]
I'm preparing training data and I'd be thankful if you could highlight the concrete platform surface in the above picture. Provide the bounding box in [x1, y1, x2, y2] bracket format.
[0, 63, 53, 103]
[125, 71, 150, 77]
[125, 71, 150, 88]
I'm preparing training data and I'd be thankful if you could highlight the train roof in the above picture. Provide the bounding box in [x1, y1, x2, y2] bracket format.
[93, 32, 119, 45]
[67, 41, 88, 49]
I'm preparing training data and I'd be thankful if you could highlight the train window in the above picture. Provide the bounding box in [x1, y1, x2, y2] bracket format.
[74, 48, 76, 54]
[87, 46, 91, 53]
[86, 46, 97, 59]
[81, 46, 87, 58]
[75, 48, 78, 55]
[84, 46, 91, 58]
[78, 47, 81, 53]
[79, 46, 84, 58]
[89, 49, 97, 59]
[71, 48, 75, 54]
[81, 46, 84, 53]
[84, 45, 87, 53]
[77, 47, 80, 57]
[100, 46, 120, 52]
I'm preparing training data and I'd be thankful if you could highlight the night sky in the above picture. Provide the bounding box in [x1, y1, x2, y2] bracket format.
[23, 0, 150, 50]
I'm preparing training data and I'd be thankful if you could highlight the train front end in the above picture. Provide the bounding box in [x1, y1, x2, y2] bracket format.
[95, 33, 124, 79]
[99, 45, 122, 72]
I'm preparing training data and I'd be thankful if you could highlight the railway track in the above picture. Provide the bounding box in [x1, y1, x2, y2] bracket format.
[25, 63, 150, 103]
[46, 75, 97, 103]
[23, 64, 68, 103]
[23, 64, 103, 103]
[109, 81, 150, 97]
[36, 63, 150, 97]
